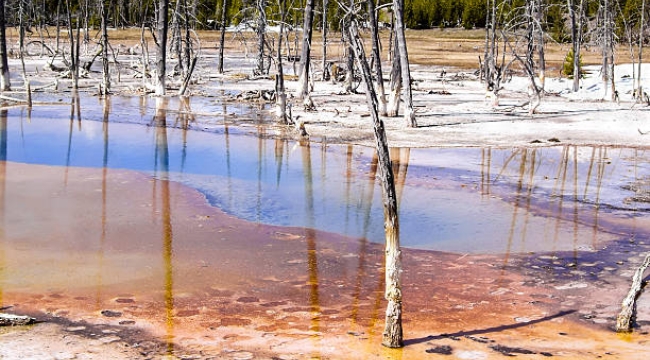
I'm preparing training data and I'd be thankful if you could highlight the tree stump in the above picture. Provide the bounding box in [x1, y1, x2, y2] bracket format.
[0, 313, 36, 326]
[616, 253, 650, 332]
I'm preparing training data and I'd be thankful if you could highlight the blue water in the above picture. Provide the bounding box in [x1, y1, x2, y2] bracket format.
[1, 97, 648, 253]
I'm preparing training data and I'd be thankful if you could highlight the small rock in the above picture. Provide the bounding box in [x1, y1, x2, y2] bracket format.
[236, 297, 259, 303]
[426, 345, 453, 355]
[65, 326, 87, 332]
[101, 310, 122, 317]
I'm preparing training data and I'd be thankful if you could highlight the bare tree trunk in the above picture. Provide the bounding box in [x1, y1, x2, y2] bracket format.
[387, 37, 401, 117]
[217, 0, 228, 74]
[297, 0, 316, 98]
[156, 0, 169, 95]
[347, 18, 403, 349]
[100, 0, 111, 95]
[601, 0, 617, 101]
[0, 0, 10, 91]
[367, 0, 387, 116]
[321, 0, 329, 80]
[171, 0, 183, 63]
[637, 0, 645, 100]
[255, 0, 267, 76]
[535, 0, 545, 90]
[275, 0, 288, 124]
[568, 0, 584, 92]
[392, 0, 415, 127]
[484, 0, 497, 90]
[616, 254, 650, 332]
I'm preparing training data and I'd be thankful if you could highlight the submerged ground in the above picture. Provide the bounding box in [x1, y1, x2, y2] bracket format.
[1, 31, 650, 359]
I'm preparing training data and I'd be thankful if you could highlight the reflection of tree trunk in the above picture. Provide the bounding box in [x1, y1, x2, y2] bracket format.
[300, 143, 321, 345]
[64, 93, 81, 185]
[96, 96, 111, 309]
[481, 148, 492, 195]
[390, 148, 410, 208]
[154, 97, 174, 354]
[274, 139, 285, 186]
[551, 146, 570, 254]
[347, 20, 402, 348]
[350, 151, 378, 324]
[224, 118, 233, 210]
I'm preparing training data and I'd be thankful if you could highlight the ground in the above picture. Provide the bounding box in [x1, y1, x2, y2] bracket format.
[1, 31, 650, 359]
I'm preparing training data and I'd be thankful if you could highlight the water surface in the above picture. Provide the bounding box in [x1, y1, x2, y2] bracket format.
[1, 96, 648, 254]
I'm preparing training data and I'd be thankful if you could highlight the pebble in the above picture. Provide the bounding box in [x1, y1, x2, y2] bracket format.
[65, 326, 86, 332]
[554, 282, 588, 290]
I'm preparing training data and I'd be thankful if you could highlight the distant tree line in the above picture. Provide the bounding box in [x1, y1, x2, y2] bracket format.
[2, 0, 648, 44]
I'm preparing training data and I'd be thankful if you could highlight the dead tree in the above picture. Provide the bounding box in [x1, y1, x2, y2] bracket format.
[0, 0, 9, 91]
[367, 0, 387, 116]
[501, 0, 546, 114]
[321, 0, 329, 80]
[392, 0, 415, 127]
[297, 0, 316, 99]
[275, 0, 289, 124]
[254, 0, 268, 76]
[483, 0, 498, 88]
[217, 0, 228, 74]
[637, 0, 645, 100]
[347, 14, 403, 349]
[568, 0, 584, 92]
[616, 254, 650, 332]
[100, 0, 111, 95]
[155, 0, 170, 95]
[387, 37, 401, 116]
[64, 0, 80, 89]
[599, 0, 616, 100]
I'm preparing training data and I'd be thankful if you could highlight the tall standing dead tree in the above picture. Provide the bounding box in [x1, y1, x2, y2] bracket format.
[321, 0, 329, 80]
[367, 0, 387, 116]
[297, 0, 316, 99]
[217, 0, 228, 74]
[100, 0, 111, 95]
[347, 13, 403, 349]
[599, 0, 616, 100]
[392, 0, 416, 127]
[0, 0, 10, 91]
[274, 0, 289, 124]
[155, 0, 170, 95]
[568, 0, 585, 92]
[255, 0, 268, 76]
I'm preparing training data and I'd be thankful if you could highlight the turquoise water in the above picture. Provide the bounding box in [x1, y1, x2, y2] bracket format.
[1, 96, 648, 253]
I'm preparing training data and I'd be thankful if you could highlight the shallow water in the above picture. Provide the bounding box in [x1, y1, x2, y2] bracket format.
[1, 96, 649, 254]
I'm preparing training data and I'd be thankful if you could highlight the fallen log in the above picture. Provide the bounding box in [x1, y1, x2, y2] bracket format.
[616, 253, 650, 332]
[0, 313, 36, 326]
